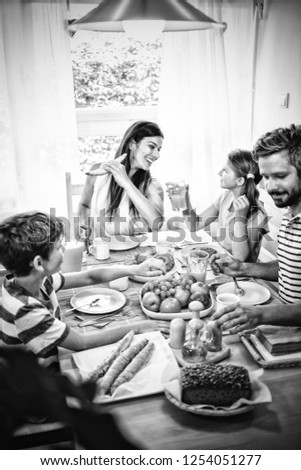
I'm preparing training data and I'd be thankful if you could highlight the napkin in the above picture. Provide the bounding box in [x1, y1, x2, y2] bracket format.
[163, 364, 272, 411]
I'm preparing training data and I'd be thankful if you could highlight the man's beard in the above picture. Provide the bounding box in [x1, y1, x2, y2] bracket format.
[269, 185, 301, 208]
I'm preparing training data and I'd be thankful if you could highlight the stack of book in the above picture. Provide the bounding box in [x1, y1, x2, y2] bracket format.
[256, 325, 301, 355]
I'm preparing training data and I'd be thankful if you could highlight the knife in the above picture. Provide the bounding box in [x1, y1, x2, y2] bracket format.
[78, 313, 116, 327]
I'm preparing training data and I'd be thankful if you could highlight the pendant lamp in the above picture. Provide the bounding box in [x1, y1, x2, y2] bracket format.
[69, 0, 226, 39]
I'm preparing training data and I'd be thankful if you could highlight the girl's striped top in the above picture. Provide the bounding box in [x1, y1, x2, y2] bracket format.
[277, 211, 301, 303]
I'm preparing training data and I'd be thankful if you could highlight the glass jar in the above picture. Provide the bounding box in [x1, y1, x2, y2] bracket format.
[181, 311, 207, 363]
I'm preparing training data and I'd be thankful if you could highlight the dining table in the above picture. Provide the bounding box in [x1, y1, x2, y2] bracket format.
[58, 230, 301, 451]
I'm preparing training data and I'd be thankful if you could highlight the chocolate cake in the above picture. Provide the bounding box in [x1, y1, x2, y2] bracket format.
[181, 364, 252, 407]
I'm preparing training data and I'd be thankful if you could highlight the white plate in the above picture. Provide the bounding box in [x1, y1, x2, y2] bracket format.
[140, 292, 213, 320]
[109, 235, 141, 251]
[70, 287, 126, 314]
[181, 243, 224, 262]
[216, 281, 270, 305]
[130, 265, 177, 283]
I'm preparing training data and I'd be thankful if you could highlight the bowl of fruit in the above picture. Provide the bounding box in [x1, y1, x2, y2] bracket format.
[140, 273, 213, 320]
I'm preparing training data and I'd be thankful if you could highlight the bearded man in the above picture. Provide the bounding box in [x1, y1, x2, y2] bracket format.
[211, 124, 301, 332]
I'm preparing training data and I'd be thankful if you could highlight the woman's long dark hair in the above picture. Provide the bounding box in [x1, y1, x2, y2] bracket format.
[228, 149, 262, 217]
[107, 121, 164, 217]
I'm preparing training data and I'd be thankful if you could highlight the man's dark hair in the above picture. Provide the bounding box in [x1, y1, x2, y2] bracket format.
[0, 211, 64, 276]
[253, 124, 301, 176]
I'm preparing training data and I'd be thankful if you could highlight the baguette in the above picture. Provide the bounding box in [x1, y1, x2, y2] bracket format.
[85, 330, 134, 383]
[98, 338, 149, 396]
[111, 341, 154, 394]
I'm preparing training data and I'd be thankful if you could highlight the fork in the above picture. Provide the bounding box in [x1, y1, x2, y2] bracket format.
[65, 297, 101, 314]
[233, 277, 245, 296]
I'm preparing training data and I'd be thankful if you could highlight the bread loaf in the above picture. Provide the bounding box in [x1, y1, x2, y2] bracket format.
[181, 364, 252, 407]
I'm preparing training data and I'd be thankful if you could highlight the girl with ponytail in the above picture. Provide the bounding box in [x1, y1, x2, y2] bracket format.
[173, 149, 269, 262]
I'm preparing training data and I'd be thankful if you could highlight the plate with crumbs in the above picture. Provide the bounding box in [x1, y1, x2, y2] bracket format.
[70, 288, 126, 314]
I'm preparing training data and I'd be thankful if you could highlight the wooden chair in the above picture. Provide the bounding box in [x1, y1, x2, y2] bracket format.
[12, 421, 74, 449]
[65, 172, 84, 224]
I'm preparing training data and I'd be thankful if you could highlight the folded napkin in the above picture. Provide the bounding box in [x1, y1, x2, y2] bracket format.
[256, 325, 301, 355]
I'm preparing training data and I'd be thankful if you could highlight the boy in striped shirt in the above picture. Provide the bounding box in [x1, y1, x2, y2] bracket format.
[211, 124, 301, 332]
[0, 211, 165, 369]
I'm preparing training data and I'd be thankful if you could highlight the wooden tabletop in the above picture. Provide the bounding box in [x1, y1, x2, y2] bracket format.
[58, 232, 301, 450]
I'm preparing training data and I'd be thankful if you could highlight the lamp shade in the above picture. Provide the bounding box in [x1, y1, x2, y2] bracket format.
[70, 0, 225, 32]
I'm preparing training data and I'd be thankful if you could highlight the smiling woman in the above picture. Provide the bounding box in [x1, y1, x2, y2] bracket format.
[78, 120, 165, 237]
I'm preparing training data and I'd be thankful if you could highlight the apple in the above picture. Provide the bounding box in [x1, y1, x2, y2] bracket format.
[160, 298, 182, 313]
[190, 282, 209, 295]
[190, 281, 205, 293]
[190, 291, 211, 308]
[174, 286, 190, 308]
[142, 292, 161, 312]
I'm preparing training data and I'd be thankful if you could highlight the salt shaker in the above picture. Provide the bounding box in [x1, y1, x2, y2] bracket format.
[182, 310, 207, 362]
[206, 320, 222, 352]
[169, 318, 186, 349]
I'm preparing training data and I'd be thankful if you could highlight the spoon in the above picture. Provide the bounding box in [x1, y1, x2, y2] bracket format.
[233, 277, 245, 296]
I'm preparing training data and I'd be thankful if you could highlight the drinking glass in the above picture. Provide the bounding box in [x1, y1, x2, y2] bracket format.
[166, 181, 187, 211]
[186, 250, 209, 282]
[61, 241, 84, 273]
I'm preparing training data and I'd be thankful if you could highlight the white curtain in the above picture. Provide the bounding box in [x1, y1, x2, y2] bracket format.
[155, 0, 256, 220]
[0, 0, 79, 221]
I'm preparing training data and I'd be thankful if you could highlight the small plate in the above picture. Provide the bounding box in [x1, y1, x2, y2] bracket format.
[140, 292, 213, 320]
[216, 281, 270, 305]
[130, 266, 177, 284]
[109, 236, 141, 251]
[70, 288, 126, 314]
[164, 390, 255, 417]
[181, 243, 223, 262]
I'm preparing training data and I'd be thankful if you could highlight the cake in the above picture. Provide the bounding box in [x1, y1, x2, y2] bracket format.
[181, 364, 252, 407]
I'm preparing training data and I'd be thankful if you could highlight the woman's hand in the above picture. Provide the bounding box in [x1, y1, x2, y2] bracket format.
[212, 303, 264, 333]
[233, 195, 250, 218]
[165, 182, 189, 211]
[101, 156, 131, 189]
[133, 258, 166, 277]
[85, 153, 127, 177]
[210, 254, 244, 276]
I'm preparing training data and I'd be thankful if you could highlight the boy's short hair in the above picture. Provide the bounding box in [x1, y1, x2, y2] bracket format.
[0, 211, 64, 277]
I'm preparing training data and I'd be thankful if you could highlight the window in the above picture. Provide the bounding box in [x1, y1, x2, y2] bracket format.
[70, 31, 162, 173]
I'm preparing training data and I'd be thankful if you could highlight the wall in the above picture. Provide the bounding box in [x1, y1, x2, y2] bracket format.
[252, 0, 301, 140]
[251, 0, 301, 262]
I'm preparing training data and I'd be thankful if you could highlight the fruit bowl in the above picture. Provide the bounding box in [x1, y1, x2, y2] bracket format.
[139, 273, 214, 320]
[139, 293, 213, 320]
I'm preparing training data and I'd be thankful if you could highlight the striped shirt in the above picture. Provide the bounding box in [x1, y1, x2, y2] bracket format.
[277, 210, 301, 303]
[0, 273, 70, 369]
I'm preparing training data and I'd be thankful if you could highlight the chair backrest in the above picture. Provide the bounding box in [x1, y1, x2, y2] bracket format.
[65, 172, 84, 224]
